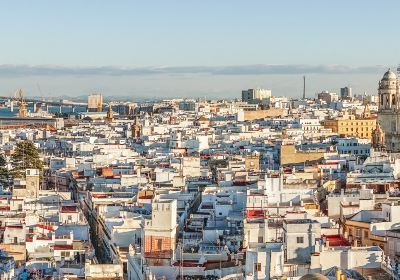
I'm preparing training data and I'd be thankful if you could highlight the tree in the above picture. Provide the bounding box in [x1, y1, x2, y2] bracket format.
[0, 154, 6, 167]
[0, 154, 10, 187]
[11, 141, 43, 177]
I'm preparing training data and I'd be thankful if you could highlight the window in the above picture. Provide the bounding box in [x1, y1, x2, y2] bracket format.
[258, 236, 264, 243]
[297, 237, 304, 244]
[61, 251, 70, 257]
[157, 239, 162, 250]
[355, 228, 361, 238]
[364, 231, 369, 239]
[254, 263, 261, 272]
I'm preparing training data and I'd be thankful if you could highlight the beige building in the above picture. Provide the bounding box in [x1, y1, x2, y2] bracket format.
[240, 108, 285, 121]
[87, 94, 103, 112]
[12, 169, 40, 198]
[280, 145, 325, 166]
[245, 155, 260, 172]
[342, 213, 386, 253]
[377, 69, 400, 151]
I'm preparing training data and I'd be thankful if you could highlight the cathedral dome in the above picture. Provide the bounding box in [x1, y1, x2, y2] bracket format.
[382, 68, 397, 81]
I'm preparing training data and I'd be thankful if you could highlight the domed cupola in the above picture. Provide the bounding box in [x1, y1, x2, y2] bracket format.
[382, 68, 397, 81]
[379, 68, 398, 92]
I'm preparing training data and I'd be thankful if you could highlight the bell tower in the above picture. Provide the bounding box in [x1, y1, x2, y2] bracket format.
[377, 68, 400, 152]
[132, 114, 142, 140]
[378, 69, 398, 111]
[105, 103, 114, 123]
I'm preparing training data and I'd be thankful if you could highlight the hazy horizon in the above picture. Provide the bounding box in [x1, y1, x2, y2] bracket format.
[0, 67, 387, 100]
[1, 1, 399, 98]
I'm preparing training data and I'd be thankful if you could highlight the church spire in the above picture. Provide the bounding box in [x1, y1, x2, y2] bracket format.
[106, 103, 114, 123]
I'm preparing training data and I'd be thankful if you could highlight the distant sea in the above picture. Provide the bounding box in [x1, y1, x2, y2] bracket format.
[0, 105, 87, 117]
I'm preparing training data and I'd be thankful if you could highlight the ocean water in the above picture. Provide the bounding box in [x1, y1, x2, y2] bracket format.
[0, 105, 87, 117]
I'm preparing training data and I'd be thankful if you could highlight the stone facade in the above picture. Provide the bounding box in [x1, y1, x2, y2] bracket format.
[377, 69, 400, 152]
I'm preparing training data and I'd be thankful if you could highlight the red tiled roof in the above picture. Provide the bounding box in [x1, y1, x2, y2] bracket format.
[172, 261, 204, 267]
[37, 224, 56, 231]
[6, 225, 22, 229]
[53, 244, 73, 250]
[138, 195, 154, 200]
[61, 206, 78, 213]
[246, 209, 265, 218]
[92, 194, 109, 199]
[322, 234, 351, 247]
[320, 162, 339, 166]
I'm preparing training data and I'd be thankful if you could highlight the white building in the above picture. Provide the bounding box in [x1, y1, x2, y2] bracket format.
[242, 88, 272, 103]
[336, 137, 372, 157]
[245, 243, 284, 280]
[283, 219, 321, 263]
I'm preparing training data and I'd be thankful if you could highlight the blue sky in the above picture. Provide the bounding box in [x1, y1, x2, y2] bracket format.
[0, 1, 398, 99]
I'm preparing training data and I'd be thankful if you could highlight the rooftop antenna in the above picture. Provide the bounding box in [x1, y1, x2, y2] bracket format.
[36, 83, 43, 99]
[303, 75, 306, 100]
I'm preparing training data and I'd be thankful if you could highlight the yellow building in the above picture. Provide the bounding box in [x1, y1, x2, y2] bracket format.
[323, 115, 376, 140]
[342, 217, 386, 253]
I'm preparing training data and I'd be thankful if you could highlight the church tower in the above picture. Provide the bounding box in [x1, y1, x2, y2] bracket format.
[377, 68, 400, 152]
[18, 89, 28, 118]
[105, 103, 114, 123]
[132, 114, 142, 140]
[372, 122, 386, 151]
